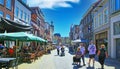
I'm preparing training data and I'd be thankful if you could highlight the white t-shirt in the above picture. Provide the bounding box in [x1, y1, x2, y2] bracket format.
[88, 44, 96, 55]
[56, 46, 61, 50]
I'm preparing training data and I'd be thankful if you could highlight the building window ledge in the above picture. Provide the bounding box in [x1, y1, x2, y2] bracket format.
[111, 10, 120, 17]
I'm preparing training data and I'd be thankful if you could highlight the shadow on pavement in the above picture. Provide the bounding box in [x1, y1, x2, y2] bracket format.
[69, 52, 75, 55]
[104, 58, 120, 69]
[85, 54, 120, 69]
[73, 65, 82, 69]
[54, 55, 59, 56]
[86, 65, 95, 69]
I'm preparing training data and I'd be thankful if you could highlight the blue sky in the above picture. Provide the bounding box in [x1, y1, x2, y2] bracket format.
[28, 0, 97, 37]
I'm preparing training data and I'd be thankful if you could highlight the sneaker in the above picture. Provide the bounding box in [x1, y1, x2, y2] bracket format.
[88, 63, 90, 67]
[88, 63, 90, 65]
[101, 65, 104, 69]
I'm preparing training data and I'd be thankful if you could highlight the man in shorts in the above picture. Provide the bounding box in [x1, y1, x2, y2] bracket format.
[88, 40, 96, 66]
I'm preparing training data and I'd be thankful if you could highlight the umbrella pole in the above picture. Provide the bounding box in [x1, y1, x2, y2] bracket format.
[15, 39, 18, 69]
[16, 39, 18, 58]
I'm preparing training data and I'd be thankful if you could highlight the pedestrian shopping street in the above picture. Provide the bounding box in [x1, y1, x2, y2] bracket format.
[17, 47, 120, 69]
[0, 0, 120, 69]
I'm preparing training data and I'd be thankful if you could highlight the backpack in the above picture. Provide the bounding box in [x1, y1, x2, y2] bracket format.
[99, 48, 106, 57]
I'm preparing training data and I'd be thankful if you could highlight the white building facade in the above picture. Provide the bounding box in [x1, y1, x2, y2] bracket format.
[110, 0, 120, 59]
[93, 0, 111, 55]
[13, 0, 31, 47]
[79, 21, 84, 39]
[14, 0, 31, 26]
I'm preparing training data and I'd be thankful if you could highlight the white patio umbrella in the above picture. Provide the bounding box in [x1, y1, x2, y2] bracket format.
[72, 39, 88, 43]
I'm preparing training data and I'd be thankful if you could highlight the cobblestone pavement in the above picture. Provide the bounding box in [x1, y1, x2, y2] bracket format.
[16, 47, 120, 69]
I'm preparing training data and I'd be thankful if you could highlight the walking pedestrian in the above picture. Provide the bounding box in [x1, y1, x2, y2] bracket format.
[88, 40, 96, 66]
[56, 44, 60, 55]
[78, 43, 86, 66]
[61, 45, 65, 56]
[97, 44, 108, 69]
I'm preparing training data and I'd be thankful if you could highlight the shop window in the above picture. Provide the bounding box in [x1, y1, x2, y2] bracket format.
[116, 38, 120, 59]
[114, 22, 120, 35]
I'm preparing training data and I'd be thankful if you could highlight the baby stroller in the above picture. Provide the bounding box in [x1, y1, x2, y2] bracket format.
[61, 47, 65, 56]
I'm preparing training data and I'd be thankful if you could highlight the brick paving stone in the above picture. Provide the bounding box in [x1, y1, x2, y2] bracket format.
[14, 47, 120, 69]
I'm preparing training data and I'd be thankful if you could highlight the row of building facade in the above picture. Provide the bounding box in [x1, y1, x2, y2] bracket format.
[0, 0, 54, 42]
[69, 0, 120, 59]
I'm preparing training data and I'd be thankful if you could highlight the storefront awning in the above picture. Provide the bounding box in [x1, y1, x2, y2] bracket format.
[0, 17, 32, 33]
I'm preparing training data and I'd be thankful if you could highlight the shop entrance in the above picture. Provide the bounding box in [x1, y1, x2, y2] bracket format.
[116, 38, 120, 59]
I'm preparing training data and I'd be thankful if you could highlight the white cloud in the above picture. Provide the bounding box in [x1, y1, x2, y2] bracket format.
[27, 0, 80, 9]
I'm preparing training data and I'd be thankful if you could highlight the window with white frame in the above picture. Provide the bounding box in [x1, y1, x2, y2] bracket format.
[6, 14, 11, 20]
[115, 0, 120, 11]
[103, 8, 108, 24]
[96, 16, 98, 27]
[0, 10, 3, 17]
[112, 0, 115, 13]
[15, 7, 19, 18]
[25, 13, 27, 22]
[24, 13, 27, 22]
[6, 0, 11, 10]
[99, 13, 102, 25]
[23, 12, 26, 22]
[20, 10, 23, 19]
[94, 16, 97, 28]
[110, 0, 120, 13]
[27, 15, 29, 22]
[114, 21, 120, 35]
[101, 13, 103, 25]
[0, 0, 4, 5]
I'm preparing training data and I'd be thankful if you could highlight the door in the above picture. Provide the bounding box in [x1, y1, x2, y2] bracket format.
[116, 38, 120, 59]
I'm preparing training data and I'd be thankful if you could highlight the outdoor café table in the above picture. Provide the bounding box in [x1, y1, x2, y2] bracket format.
[0, 58, 16, 69]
